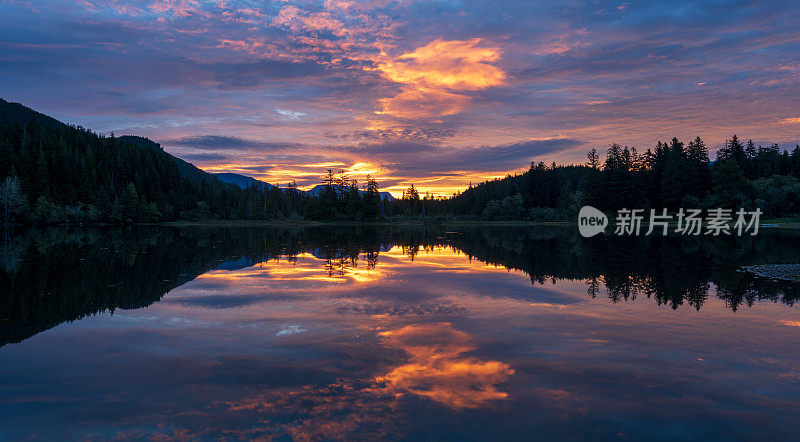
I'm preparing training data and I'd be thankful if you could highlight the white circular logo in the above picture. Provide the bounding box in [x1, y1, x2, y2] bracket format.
[578, 206, 608, 238]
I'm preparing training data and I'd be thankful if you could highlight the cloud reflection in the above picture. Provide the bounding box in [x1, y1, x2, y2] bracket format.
[221, 322, 513, 439]
[374, 322, 514, 409]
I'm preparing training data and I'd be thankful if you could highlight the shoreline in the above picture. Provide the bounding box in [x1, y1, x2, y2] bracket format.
[3, 218, 800, 228]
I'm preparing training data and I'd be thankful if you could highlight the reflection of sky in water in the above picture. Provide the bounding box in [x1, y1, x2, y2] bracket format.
[2, 246, 800, 440]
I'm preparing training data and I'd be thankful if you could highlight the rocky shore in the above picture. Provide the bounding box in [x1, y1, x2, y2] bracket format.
[741, 264, 800, 282]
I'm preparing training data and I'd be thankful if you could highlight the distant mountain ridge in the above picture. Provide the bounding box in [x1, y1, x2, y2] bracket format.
[116, 140, 396, 199]
[213, 172, 275, 190]
[0, 98, 397, 223]
[307, 184, 395, 201]
[1, 99, 394, 199]
[215, 173, 395, 200]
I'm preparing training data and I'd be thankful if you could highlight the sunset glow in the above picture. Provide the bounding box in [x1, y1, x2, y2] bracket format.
[1, 1, 799, 195]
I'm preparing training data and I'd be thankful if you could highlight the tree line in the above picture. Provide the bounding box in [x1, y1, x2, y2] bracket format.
[5, 225, 798, 346]
[436, 135, 800, 220]
[3, 99, 800, 223]
[0, 102, 388, 223]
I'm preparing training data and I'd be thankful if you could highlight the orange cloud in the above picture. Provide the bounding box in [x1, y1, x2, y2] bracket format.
[376, 87, 470, 119]
[147, 0, 205, 18]
[273, 5, 347, 36]
[262, 3, 395, 65]
[217, 38, 268, 55]
[377, 39, 505, 90]
[373, 38, 506, 120]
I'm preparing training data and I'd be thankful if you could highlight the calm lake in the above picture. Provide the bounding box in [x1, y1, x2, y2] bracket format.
[1, 225, 800, 440]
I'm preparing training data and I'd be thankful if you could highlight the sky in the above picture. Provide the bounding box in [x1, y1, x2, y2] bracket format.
[1, 0, 799, 196]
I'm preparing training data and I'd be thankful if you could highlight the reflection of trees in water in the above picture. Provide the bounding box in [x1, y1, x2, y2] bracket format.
[0, 225, 437, 346]
[448, 226, 800, 312]
[320, 247, 380, 277]
[1, 227, 224, 346]
[0, 230, 24, 273]
[324, 256, 357, 277]
[2, 225, 800, 346]
[402, 243, 449, 261]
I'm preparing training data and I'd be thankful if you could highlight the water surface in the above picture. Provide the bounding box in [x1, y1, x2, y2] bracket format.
[1, 226, 799, 440]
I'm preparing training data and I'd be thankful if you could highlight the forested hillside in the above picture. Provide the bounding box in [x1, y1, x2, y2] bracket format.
[426, 136, 800, 220]
[2, 99, 800, 223]
[0, 99, 250, 223]
[0, 100, 386, 223]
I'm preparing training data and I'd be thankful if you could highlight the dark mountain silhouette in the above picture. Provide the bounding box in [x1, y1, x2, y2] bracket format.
[307, 184, 395, 201]
[119, 135, 222, 184]
[0, 99, 392, 222]
[213, 178, 395, 200]
[0, 99, 248, 222]
[6, 98, 799, 223]
[0, 98, 66, 130]
[214, 172, 275, 190]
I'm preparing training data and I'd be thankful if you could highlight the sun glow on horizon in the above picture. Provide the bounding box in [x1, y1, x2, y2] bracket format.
[3, 0, 799, 195]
